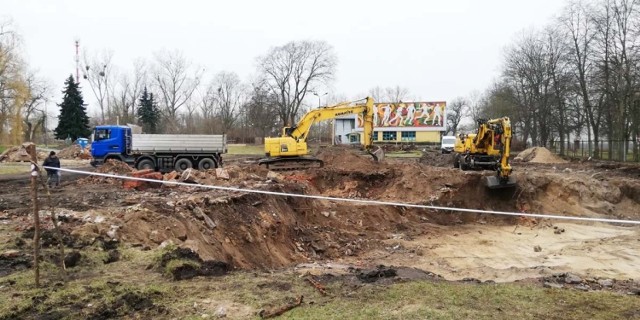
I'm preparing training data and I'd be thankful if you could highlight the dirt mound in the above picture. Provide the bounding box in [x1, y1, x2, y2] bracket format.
[97, 159, 134, 174]
[315, 146, 379, 172]
[515, 171, 640, 219]
[515, 147, 567, 164]
[419, 150, 456, 167]
[58, 144, 91, 159]
[80, 159, 134, 185]
[0, 143, 47, 162]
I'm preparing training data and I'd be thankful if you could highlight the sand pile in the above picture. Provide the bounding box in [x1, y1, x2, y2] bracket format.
[515, 147, 568, 164]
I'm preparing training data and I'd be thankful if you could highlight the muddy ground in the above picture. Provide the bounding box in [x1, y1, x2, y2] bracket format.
[1, 147, 640, 318]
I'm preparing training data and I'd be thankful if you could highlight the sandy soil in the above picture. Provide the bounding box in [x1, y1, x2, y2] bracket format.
[351, 222, 640, 282]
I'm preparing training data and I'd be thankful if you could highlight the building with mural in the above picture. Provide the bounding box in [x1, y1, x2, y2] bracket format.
[333, 101, 447, 144]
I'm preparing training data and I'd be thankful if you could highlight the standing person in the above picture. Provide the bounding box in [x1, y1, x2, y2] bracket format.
[43, 151, 61, 188]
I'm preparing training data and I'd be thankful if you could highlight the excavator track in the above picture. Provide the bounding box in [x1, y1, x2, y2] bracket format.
[258, 156, 324, 171]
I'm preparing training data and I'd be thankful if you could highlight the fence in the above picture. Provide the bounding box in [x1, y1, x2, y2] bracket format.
[547, 139, 640, 162]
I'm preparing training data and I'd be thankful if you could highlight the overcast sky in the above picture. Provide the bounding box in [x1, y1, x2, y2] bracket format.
[6, 0, 566, 114]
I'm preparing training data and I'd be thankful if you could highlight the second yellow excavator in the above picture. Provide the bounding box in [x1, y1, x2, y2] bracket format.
[259, 97, 384, 170]
[453, 117, 517, 189]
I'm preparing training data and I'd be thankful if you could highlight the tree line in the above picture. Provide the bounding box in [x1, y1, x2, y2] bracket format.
[74, 41, 340, 143]
[463, 0, 640, 161]
[0, 18, 342, 144]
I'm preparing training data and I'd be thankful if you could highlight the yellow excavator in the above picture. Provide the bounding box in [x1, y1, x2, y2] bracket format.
[259, 97, 384, 170]
[453, 117, 516, 189]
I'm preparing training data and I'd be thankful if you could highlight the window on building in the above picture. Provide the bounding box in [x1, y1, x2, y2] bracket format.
[382, 131, 397, 141]
[401, 131, 416, 142]
[372, 132, 378, 141]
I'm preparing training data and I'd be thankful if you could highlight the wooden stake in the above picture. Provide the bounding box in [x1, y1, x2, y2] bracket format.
[40, 178, 67, 279]
[25, 143, 40, 287]
[29, 161, 41, 287]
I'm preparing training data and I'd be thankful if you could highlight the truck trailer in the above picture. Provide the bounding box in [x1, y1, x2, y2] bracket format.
[90, 125, 226, 172]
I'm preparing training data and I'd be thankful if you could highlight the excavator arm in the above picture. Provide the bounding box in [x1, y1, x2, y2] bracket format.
[487, 117, 512, 180]
[283, 97, 379, 155]
[454, 117, 515, 189]
[260, 97, 383, 169]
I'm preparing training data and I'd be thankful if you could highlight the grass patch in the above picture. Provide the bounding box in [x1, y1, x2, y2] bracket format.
[0, 163, 30, 175]
[0, 145, 6, 154]
[226, 144, 265, 155]
[1, 243, 639, 320]
[284, 280, 640, 320]
[2, 265, 639, 320]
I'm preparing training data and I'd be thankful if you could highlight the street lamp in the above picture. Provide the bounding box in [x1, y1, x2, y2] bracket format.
[312, 91, 328, 108]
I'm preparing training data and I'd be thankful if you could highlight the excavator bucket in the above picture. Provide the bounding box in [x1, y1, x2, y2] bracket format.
[484, 175, 517, 189]
[369, 146, 385, 162]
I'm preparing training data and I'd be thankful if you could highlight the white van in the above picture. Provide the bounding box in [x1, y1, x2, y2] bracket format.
[441, 135, 456, 154]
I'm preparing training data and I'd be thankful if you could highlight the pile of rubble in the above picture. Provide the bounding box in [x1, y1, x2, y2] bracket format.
[57, 144, 91, 159]
[80, 159, 134, 185]
[83, 161, 269, 191]
[0, 143, 48, 162]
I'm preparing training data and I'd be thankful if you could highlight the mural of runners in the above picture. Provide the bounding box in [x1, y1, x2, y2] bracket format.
[357, 101, 446, 128]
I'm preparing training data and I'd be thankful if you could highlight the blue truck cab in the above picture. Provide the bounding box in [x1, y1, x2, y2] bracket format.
[90, 125, 132, 167]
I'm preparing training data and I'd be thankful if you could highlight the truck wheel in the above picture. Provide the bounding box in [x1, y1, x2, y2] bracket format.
[136, 159, 155, 170]
[174, 158, 192, 171]
[198, 158, 216, 170]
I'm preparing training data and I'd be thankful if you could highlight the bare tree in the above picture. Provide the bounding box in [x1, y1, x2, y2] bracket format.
[368, 86, 385, 102]
[152, 50, 202, 132]
[384, 85, 410, 103]
[110, 59, 147, 125]
[197, 82, 218, 134]
[22, 72, 51, 142]
[245, 83, 279, 140]
[258, 40, 337, 126]
[446, 97, 469, 135]
[83, 50, 114, 124]
[561, 0, 605, 157]
[0, 18, 28, 144]
[213, 71, 246, 134]
[466, 90, 486, 122]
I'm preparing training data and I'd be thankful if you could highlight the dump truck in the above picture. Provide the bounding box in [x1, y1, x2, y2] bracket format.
[90, 125, 226, 172]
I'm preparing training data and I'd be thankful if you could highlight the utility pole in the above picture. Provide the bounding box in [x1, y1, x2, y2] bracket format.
[75, 40, 80, 84]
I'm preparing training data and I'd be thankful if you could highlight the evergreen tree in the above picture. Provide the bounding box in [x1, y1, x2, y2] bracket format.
[137, 87, 160, 133]
[54, 75, 91, 141]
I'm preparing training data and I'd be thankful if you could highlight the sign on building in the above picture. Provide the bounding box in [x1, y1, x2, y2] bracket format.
[355, 102, 447, 130]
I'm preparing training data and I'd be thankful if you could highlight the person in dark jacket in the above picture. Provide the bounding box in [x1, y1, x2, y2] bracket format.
[43, 151, 61, 188]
